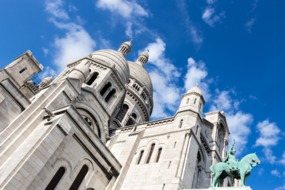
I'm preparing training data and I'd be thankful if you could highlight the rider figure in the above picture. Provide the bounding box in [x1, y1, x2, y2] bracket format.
[223, 140, 238, 171]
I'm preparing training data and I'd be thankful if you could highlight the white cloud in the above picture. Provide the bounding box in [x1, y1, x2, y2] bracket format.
[125, 22, 133, 38]
[255, 120, 281, 164]
[149, 71, 181, 118]
[54, 26, 96, 70]
[184, 57, 210, 99]
[271, 169, 282, 177]
[202, 8, 225, 27]
[96, 0, 148, 18]
[46, 0, 69, 20]
[202, 0, 225, 27]
[255, 120, 280, 147]
[142, 38, 181, 119]
[144, 38, 180, 80]
[45, 0, 96, 71]
[226, 112, 253, 153]
[95, 0, 149, 39]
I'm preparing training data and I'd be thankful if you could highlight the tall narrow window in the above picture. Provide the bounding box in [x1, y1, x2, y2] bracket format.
[194, 98, 197, 104]
[100, 82, 111, 96]
[196, 125, 199, 135]
[116, 104, 129, 122]
[86, 72, 99, 85]
[45, 167, 65, 190]
[137, 150, 144, 164]
[105, 89, 116, 102]
[146, 143, 155, 164]
[186, 98, 189, 104]
[69, 165, 88, 190]
[156, 148, 162, 163]
[179, 119, 183, 128]
[19, 67, 27, 74]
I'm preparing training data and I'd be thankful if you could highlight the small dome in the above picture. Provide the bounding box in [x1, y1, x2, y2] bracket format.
[90, 49, 130, 84]
[128, 61, 153, 97]
[187, 85, 203, 95]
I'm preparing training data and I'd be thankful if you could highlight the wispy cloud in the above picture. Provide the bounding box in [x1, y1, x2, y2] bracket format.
[142, 38, 181, 119]
[95, 0, 149, 39]
[45, 0, 69, 20]
[45, 0, 96, 71]
[245, 0, 259, 33]
[275, 185, 285, 190]
[271, 169, 282, 177]
[202, 0, 225, 27]
[96, 0, 148, 18]
[176, 0, 203, 45]
[245, 17, 256, 33]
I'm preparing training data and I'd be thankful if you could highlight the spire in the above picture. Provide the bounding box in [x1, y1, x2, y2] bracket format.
[118, 39, 132, 56]
[136, 49, 149, 66]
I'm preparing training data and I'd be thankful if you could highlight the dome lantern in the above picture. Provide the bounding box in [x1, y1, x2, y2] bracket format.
[118, 39, 132, 56]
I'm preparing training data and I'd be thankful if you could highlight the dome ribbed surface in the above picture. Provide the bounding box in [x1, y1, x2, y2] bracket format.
[90, 49, 130, 84]
[128, 61, 153, 96]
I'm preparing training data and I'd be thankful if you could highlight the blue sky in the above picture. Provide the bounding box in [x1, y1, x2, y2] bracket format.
[0, 0, 285, 189]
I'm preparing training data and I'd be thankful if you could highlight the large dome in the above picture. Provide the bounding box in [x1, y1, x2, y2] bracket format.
[128, 61, 153, 96]
[90, 49, 130, 84]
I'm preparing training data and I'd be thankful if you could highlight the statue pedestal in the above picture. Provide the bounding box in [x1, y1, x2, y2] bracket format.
[186, 187, 252, 190]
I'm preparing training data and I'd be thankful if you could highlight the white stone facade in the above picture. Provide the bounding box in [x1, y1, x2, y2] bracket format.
[0, 41, 233, 190]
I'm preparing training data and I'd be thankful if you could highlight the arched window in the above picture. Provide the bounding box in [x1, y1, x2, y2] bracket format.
[86, 72, 99, 85]
[69, 165, 88, 190]
[146, 143, 155, 164]
[194, 98, 197, 104]
[105, 89, 116, 102]
[116, 104, 129, 122]
[45, 167, 65, 190]
[100, 82, 111, 96]
[156, 148, 162, 163]
[126, 113, 137, 126]
[132, 113, 137, 119]
[186, 98, 189, 104]
[126, 118, 135, 126]
[137, 150, 144, 164]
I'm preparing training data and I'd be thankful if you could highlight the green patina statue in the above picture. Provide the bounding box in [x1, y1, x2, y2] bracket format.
[210, 140, 261, 187]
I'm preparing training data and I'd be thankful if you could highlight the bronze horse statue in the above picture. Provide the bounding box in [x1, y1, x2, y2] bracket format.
[210, 153, 261, 187]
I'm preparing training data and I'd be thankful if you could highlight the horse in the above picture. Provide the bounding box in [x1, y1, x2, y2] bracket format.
[210, 153, 261, 187]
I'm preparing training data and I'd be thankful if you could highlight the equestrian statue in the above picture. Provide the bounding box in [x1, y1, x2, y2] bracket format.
[210, 140, 261, 187]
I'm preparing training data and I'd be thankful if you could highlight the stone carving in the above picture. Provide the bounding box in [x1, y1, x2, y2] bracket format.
[210, 141, 261, 187]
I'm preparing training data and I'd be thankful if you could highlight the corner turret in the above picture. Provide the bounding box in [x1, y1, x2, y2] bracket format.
[177, 85, 205, 116]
